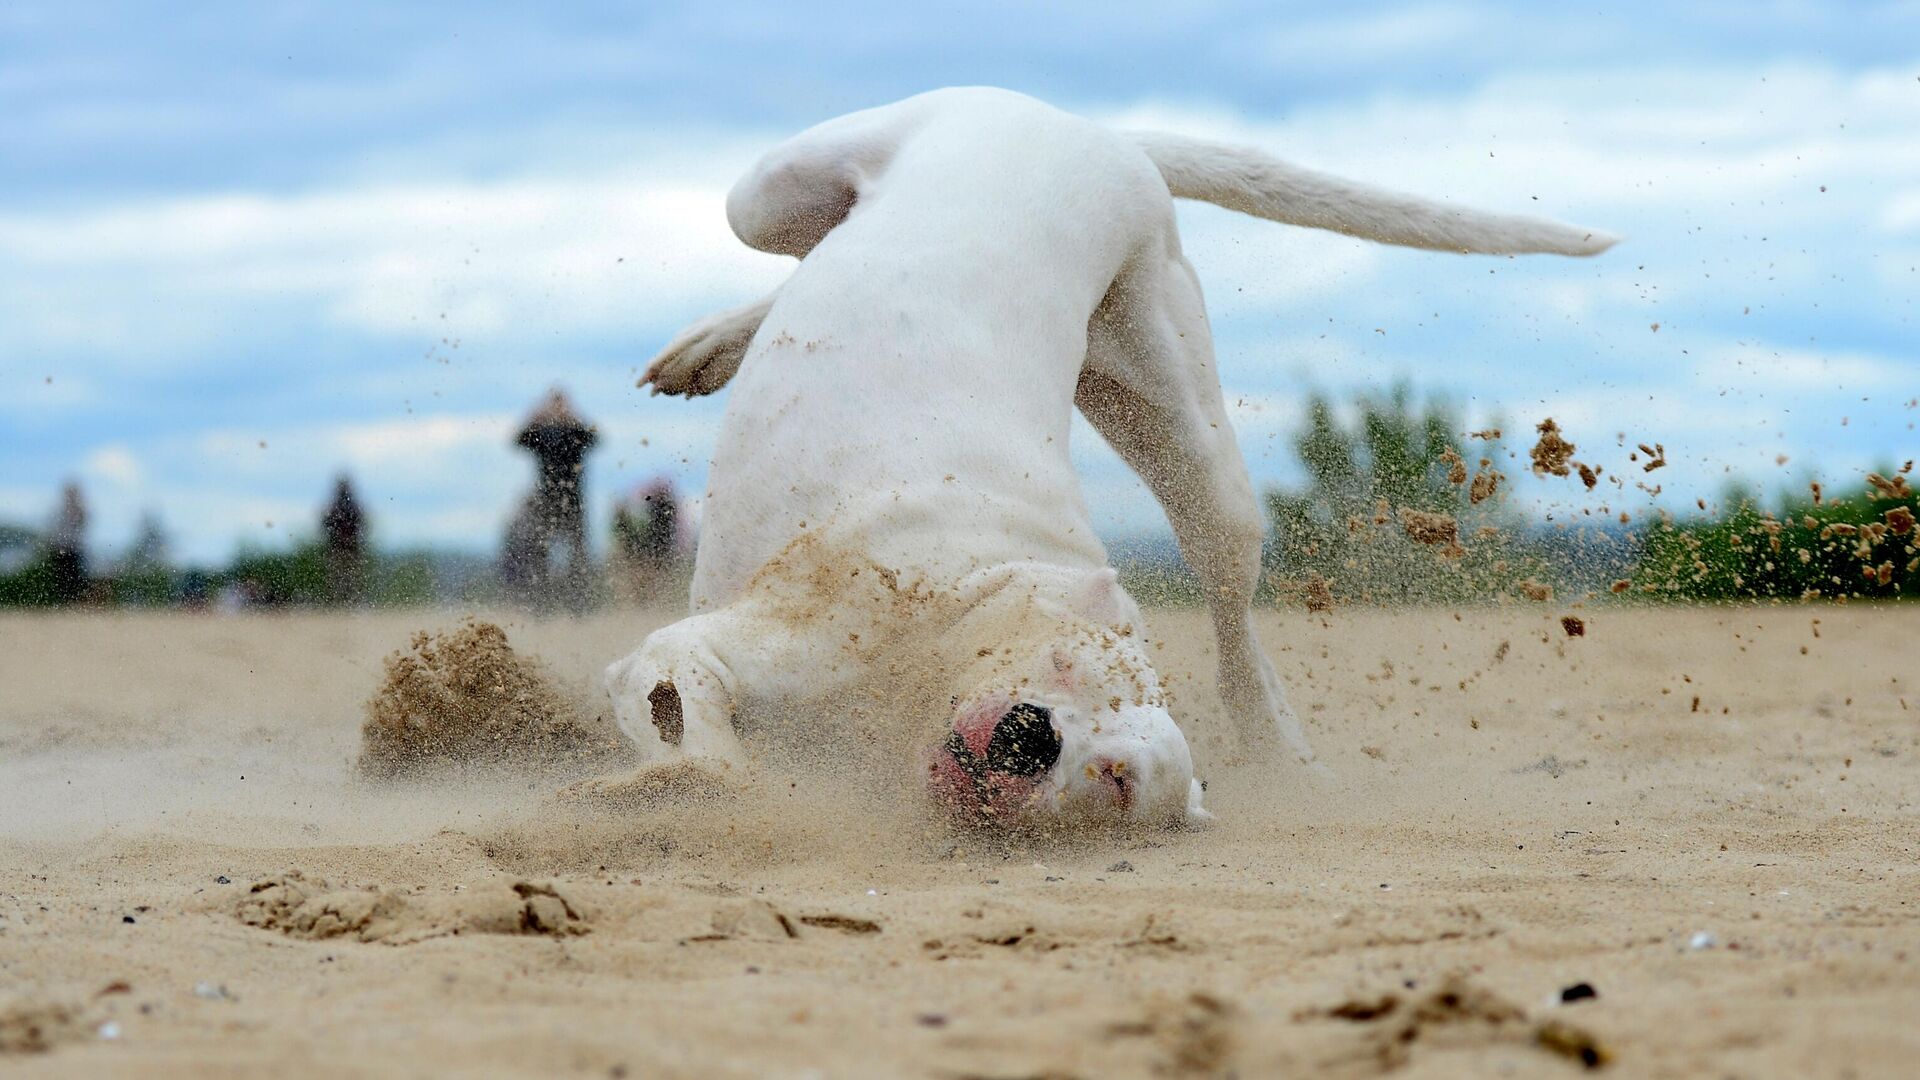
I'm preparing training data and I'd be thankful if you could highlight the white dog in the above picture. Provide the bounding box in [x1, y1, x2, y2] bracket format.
[606, 87, 1612, 827]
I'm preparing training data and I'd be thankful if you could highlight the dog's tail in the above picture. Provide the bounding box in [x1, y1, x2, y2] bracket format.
[1131, 131, 1616, 256]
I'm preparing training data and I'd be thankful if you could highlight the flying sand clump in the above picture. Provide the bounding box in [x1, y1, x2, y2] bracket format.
[1398, 508, 1459, 547]
[360, 619, 624, 777]
[1529, 419, 1576, 478]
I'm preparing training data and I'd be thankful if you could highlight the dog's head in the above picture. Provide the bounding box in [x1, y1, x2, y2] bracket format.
[925, 619, 1209, 829]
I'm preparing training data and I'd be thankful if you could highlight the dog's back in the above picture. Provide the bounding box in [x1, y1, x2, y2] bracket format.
[694, 89, 1167, 603]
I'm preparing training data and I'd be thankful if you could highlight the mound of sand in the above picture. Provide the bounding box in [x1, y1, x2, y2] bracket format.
[359, 618, 626, 777]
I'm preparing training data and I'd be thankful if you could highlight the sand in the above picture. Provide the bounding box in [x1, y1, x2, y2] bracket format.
[2, 606, 1916, 1078]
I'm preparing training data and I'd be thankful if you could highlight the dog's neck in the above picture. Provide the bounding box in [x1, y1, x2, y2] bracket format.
[940, 561, 1160, 705]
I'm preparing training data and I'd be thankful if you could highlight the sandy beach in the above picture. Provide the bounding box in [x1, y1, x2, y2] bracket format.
[2, 605, 1915, 1077]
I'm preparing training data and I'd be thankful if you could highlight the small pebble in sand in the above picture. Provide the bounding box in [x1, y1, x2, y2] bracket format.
[193, 982, 233, 1002]
[1519, 580, 1554, 602]
[1107, 861, 1134, 873]
[1560, 616, 1586, 638]
[1688, 931, 1717, 950]
[1558, 982, 1598, 1004]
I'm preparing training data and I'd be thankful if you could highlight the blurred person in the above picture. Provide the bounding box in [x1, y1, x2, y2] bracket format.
[321, 474, 368, 605]
[117, 510, 175, 607]
[499, 493, 546, 607]
[177, 568, 212, 610]
[611, 476, 682, 606]
[513, 389, 598, 611]
[124, 511, 169, 570]
[46, 481, 88, 605]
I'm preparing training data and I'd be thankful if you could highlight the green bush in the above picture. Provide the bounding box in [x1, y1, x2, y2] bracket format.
[1635, 473, 1917, 601]
[1262, 386, 1560, 606]
[0, 557, 60, 607]
[220, 541, 330, 605]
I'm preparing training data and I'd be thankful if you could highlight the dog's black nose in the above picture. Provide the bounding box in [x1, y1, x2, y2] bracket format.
[985, 703, 1060, 776]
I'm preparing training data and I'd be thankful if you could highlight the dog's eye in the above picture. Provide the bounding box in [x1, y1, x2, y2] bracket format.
[985, 703, 1060, 777]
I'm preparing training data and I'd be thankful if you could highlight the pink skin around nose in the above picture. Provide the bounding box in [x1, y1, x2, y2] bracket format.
[926, 696, 1045, 820]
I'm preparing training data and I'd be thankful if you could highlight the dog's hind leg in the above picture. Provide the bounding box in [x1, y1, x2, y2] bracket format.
[644, 99, 932, 398]
[642, 291, 778, 398]
[1078, 243, 1318, 769]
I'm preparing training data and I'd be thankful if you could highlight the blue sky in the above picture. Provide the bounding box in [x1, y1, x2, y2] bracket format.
[3, 1, 1916, 564]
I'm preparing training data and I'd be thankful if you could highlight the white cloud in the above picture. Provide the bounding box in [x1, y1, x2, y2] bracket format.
[1241, 4, 1484, 69]
[329, 413, 516, 467]
[1179, 206, 1385, 317]
[81, 443, 144, 487]
[1690, 342, 1909, 391]
[1885, 191, 1920, 233]
[0, 166, 790, 366]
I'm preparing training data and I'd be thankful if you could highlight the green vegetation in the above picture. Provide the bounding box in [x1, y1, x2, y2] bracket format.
[0, 538, 451, 608]
[1260, 386, 1564, 607]
[1635, 473, 1917, 601]
[2, 392, 1909, 610]
[0, 559, 60, 607]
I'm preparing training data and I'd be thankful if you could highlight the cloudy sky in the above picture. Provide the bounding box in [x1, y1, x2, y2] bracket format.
[3, 1, 1916, 564]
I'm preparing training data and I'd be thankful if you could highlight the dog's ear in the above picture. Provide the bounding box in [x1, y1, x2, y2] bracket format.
[1066, 567, 1131, 625]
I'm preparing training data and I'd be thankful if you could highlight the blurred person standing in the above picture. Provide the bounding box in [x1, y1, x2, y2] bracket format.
[321, 474, 367, 605]
[117, 510, 175, 607]
[46, 481, 88, 605]
[499, 494, 545, 607]
[513, 389, 598, 611]
[611, 476, 682, 606]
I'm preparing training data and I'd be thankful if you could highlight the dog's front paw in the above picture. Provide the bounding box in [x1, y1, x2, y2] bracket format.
[604, 628, 750, 763]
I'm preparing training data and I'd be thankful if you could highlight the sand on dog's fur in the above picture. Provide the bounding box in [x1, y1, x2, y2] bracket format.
[2, 607, 1918, 1078]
